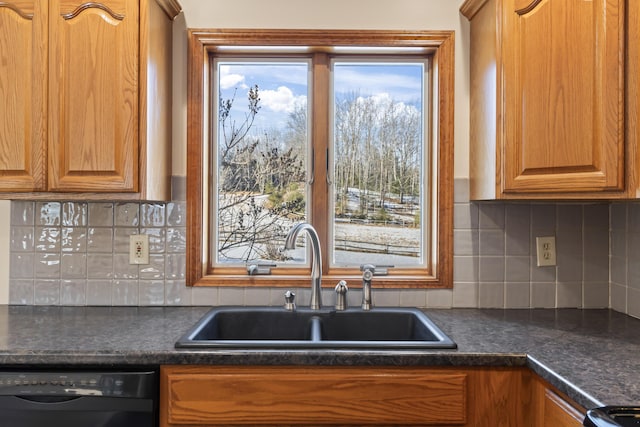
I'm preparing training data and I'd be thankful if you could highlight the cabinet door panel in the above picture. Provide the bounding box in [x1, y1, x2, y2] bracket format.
[503, 0, 624, 193]
[48, 0, 138, 192]
[543, 389, 584, 427]
[0, 0, 46, 191]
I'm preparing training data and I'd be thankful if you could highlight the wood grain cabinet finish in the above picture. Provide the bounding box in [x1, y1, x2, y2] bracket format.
[160, 366, 533, 427]
[0, 0, 179, 198]
[532, 375, 585, 427]
[540, 390, 584, 427]
[0, 0, 47, 191]
[461, 0, 629, 199]
[48, 0, 138, 192]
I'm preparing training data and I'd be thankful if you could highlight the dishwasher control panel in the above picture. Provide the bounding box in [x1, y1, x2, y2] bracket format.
[0, 371, 156, 398]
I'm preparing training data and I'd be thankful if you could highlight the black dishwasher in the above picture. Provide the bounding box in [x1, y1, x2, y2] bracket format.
[0, 370, 157, 427]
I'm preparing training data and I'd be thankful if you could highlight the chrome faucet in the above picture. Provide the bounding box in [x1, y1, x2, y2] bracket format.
[361, 264, 375, 310]
[360, 264, 393, 310]
[284, 223, 322, 310]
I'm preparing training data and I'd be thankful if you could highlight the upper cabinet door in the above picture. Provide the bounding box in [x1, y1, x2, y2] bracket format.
[0, 0, 47, 191]
[48, 0, 139, 192]
[502, 0, 625, 193]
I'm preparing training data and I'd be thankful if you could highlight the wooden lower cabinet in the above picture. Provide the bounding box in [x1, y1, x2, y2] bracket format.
[160, 365, 581, 427]
[532, 375, 585, 427]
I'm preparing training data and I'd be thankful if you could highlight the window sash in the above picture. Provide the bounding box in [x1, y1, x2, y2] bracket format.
[210, 58, 312, 267]
[329, 58, 430, 269]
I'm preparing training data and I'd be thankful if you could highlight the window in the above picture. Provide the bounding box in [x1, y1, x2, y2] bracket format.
[187, 30, 454, 288]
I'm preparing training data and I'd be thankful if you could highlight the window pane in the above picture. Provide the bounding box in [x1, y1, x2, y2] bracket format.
[332, 61, 426, 267]
[213, 61, 309, 265]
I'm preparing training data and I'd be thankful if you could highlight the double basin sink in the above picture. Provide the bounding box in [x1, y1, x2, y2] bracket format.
[175, 306, 456, 349]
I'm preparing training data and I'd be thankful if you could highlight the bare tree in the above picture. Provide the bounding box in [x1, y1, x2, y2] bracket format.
[334, 93, 421, 223]
[216, 83, 421, 262]
[216, 85, 306, 262]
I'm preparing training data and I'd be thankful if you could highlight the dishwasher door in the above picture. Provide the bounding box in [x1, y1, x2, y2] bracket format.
[0, 370, 157, 427]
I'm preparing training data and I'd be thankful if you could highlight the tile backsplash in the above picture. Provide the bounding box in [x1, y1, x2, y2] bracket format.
[610, 203, 640, 319]
[5, 179, 625, 312]
[10, 201, 187, 306]
[452, 182, 610, 310]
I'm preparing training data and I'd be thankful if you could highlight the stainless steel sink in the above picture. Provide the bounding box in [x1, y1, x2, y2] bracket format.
[175, 306, 456, 349]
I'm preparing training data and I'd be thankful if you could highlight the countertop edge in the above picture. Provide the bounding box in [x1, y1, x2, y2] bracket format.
[0, 350, 595, 410]
[526, 355, 604, 410]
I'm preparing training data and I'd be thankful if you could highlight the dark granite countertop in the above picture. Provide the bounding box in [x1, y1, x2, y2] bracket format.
[0, 305, 637, 410]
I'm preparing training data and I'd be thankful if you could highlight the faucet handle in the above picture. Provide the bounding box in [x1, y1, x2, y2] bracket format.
[284, 290, 296, 311]
[334, 280, 348, 310]
[359, 264, 394, 310]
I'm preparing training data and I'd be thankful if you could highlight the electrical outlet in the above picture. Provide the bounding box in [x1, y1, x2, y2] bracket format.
[536, 236, 556, 267]
[129, 234, 149, 265]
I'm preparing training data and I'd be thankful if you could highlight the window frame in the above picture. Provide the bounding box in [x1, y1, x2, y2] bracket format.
[186, 29, 454, 289]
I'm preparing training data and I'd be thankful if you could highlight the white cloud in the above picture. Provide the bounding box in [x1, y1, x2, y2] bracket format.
[334, 67, 423, 103]
[368, 93, 419, 114]
[370, 92, 393, 106]
[352, 92, 420, 121]
[260, 86, 307, 113]
[220, 73, 246, 90]
[219, 65, 247, 89]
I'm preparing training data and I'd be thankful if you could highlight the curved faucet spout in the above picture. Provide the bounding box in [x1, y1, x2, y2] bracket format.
[284, 223, 322, 309]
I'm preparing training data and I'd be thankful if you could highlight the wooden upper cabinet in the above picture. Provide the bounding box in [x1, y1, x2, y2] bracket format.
[48, 0, 138, 192]
[0, 1, 47, 191]
[462, 0, 627, 199]
[0, 0, 180, 199]
[503, 0, 625, 194]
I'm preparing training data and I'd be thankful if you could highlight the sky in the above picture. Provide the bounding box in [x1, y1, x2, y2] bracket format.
[216, 60, 425, 133]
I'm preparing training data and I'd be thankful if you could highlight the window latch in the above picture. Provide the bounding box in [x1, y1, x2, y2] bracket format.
[247, 263, 277, 276]
[359, 264, 394, 276]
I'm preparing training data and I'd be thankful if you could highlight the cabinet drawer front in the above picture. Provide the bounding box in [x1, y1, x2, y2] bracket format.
[163, 366, 467, 425]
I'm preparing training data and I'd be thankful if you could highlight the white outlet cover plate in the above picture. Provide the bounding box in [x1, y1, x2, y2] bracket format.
[129, 234, 150, 265]
[536, 236, 556, 267]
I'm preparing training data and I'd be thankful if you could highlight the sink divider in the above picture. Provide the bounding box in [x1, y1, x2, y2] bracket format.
[309, 316, 322, 341]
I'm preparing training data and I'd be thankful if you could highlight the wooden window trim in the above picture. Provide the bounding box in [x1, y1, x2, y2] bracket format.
[186, 29, 455, 289]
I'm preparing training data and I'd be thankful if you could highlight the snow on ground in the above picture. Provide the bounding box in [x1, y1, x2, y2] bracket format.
[334, 222, 420, 247]
[217, 189, 422, 264]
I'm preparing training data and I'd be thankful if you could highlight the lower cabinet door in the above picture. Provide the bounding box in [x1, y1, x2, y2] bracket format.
[542, 388, 585, 427]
